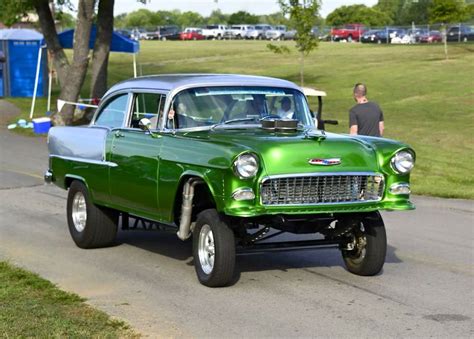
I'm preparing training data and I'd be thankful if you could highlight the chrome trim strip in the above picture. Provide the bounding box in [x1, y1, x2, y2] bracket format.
[50, 155, 118, 167]
[261, 172, 383, 180]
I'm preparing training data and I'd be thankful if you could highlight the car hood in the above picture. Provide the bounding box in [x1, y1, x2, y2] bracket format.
[177, 128, 382, 175]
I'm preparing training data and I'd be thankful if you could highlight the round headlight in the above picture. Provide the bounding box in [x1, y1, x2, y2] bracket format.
[234, 153, 258, 178]
[391, 151, 414, 174]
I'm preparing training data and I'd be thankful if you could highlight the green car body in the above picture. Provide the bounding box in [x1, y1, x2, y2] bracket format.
[46, 74, 415, 286]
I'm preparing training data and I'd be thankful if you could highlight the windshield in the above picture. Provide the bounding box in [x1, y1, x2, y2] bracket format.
[165, 86, 313, 130]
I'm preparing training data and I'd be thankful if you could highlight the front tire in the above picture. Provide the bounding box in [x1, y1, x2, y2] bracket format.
[193, 209, 235, 287]
[67, 181, 118, 249]
[341, 212, 387, 276]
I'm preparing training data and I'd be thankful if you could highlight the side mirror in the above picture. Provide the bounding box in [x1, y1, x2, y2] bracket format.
[138, 118, 160, 139]
[138, 118, 151, 132]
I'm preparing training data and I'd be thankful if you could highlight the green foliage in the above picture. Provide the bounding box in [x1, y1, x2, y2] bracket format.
[177, 11, 205, 28]
[0, 0, 34, 27]
[56, 11, 75, 29]
[266, 43, 291, 54]
[374, 0, 404, 24]
[278, 0, 320, 56]
[428, 0, 471, 23]
[125, 8, 156, 27]
[258, 12, 289, 26]
[206, 9, 229, 24]
[228, 11, 259, 25]
[398, 0, 431, 25]
[326, 4, 393, 27]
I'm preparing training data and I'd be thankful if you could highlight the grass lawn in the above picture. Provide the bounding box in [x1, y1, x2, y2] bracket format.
[7, 41, 474, 198]
[0, 261, 136, 337]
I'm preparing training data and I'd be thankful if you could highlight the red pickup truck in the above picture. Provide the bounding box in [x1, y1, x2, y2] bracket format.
[331, 24, 367, 42]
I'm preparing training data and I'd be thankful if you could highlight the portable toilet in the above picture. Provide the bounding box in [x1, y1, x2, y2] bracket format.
[0, 29, 47, 98]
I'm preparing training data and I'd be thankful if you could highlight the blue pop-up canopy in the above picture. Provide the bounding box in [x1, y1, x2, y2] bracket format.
[55, 26, 139, 54]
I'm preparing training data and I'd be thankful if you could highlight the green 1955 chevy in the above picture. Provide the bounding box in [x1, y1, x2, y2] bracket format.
[45, 74, 415, 287]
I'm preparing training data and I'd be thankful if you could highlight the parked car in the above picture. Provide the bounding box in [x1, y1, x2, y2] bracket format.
[224, 25, 253, 39]
[447, 25, 474, 42]
[143, 30, 160, 40]
[265, 25, 287, 40]
[419, 30, 442, 43]
[201, 24, 227, 40]
[45, 74, 416, 287]
[167, 28, 204, 41]
[158, 25, 180, 41]
[282, 29, 296, 40]
[245, 24, 273, 40]
[361, 30, 388, 44]
[331, 24, 367, 42]
[313, 27, 331, 41]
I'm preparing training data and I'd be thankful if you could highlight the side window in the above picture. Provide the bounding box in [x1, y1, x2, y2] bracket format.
[130, 93, 165, 129]
[94, 94, 128, 128]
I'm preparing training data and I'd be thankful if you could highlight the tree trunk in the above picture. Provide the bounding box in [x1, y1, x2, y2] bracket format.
[300, 51, 305, 87]
[90, 0, 114, 102]
[442, 25, 448, 60]
[34, 0, 96, 125]
[34, 0, 69, 86]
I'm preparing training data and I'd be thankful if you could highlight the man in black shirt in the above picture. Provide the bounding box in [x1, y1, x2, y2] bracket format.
[349, 83, 384, 137]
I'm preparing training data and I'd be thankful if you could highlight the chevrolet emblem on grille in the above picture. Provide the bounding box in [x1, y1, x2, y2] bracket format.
[308, 158, 341, 166]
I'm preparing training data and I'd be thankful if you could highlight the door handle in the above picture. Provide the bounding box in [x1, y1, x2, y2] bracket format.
[114, 131, 125, 138]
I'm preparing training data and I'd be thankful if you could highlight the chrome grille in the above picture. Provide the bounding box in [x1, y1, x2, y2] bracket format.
[260, 173, 384, 206]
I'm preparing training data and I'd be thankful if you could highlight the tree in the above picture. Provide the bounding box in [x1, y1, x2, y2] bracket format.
[429, 0, 470, 59]
[374, 0, 404, 24]
[278, 0, 321, 86]
[177, 11, 205, 27]
[125, 8, 155, 27]
[2, 0, 117, 125]
[35, 0, 96, 126]
[228, 11, 259, 25]
[397, 0, 431, 25]
[326, 4, 392, 27]
[205, 9, 229, 24]
[90, 0, 114, 105]
[258, 12, 289, 26]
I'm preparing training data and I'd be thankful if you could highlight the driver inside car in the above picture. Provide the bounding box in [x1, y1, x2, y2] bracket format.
[277, 97, 294, 119]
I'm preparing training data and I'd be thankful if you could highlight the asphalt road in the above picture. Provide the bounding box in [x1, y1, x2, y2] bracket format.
[0, 115, 472, 337]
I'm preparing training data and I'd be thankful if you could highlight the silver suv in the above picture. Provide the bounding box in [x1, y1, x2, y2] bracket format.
[265, 25, 287, 40]
[224, 25, 254, 39]
[246, 24, 273, 40]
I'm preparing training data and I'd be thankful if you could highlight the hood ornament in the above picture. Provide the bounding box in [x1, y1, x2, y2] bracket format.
[308, 158, 341, 166]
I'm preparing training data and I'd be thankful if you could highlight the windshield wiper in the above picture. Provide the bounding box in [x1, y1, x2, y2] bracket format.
[211, 117, 257, 130]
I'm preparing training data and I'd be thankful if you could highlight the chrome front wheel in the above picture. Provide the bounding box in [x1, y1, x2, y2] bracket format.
[198, 224, 215, 274]
[193, 209, 235, 287]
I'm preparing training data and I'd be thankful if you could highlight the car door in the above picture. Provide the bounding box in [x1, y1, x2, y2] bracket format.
[108, 92, 166, 220]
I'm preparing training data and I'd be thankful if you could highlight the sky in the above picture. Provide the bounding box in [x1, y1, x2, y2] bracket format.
[70, 0, 379, 18]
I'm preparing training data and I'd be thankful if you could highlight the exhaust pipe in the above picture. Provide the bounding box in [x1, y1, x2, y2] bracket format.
[177, 178, 203, 240]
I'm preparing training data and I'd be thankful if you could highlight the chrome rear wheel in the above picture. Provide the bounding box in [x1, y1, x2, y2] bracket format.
[71, 191, 87, 232]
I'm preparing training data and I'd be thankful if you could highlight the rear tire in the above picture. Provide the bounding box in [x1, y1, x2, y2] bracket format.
[193, 209, 235, 287]
[341, 212, 387, 276]
[67, 181, 118, 249]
